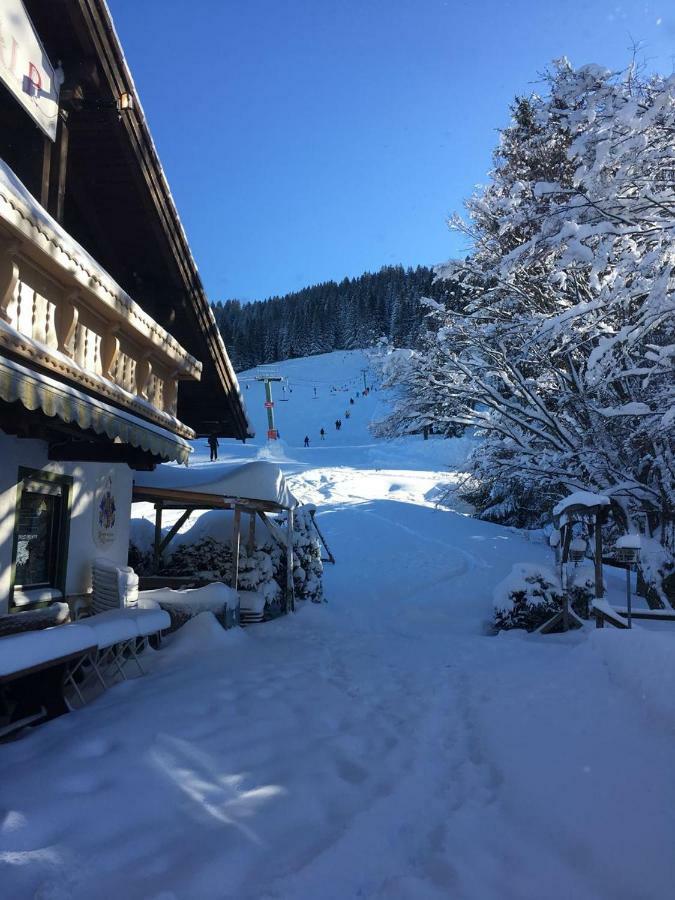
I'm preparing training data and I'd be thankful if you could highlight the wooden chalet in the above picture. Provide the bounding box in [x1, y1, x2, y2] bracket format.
[0, 0, 251, 615]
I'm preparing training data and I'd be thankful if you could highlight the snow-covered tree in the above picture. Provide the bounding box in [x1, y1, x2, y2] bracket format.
[382, 59, 675, 596]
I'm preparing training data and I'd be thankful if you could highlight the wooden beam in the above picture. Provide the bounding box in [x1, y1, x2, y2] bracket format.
[49, 440, 158, 469]
[286, 508, 295, 613]
[257, 511, 285, 547]
[131, 483, 283, 513]
[158, 509, 192, 556]
[594, 519, 604, 599]
[153, 501, 163, 573]
[247, 512, 256, 552]
[41, 134, 52, 208]
[309, 508, 335, 564]
[561, 524, 572, 565]
[51, 112, 70, 223]
[231, 506, 241, 592]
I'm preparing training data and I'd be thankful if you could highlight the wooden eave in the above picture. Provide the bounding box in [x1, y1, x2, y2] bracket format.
[76, 0, 250, 440]
[132, 483, 286, 514]
[19, 0, 251, 440]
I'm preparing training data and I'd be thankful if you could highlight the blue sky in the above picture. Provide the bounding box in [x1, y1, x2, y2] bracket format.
[109, 0, 672, 301]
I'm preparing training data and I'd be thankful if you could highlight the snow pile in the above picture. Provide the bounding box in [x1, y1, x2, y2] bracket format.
[586, 628, 675, 728]
[139, 582, 239, 613]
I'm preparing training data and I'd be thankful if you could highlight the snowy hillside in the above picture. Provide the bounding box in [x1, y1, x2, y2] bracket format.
[3, 350, 675, 899]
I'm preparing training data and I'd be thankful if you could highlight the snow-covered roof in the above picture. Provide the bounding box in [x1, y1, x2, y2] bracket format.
[134, 460, 297, 510]
[552, 491, 610, 518]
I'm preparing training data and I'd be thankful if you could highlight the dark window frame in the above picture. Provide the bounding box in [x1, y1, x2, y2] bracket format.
[10, 468, 73, 611]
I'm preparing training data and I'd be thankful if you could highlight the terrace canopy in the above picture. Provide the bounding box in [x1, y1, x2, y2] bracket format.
[132, 461, 298, 611]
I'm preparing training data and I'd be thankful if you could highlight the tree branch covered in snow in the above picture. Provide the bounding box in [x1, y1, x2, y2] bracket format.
[380, 60, 674, 565]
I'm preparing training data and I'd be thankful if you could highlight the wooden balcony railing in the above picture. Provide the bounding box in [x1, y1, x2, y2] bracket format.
[0, 165, 201, 439]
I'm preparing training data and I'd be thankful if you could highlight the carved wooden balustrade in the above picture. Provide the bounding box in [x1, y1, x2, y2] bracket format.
[0, 175, 201, 439]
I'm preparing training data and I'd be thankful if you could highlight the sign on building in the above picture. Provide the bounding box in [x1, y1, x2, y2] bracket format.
[0, 0, 61, 140]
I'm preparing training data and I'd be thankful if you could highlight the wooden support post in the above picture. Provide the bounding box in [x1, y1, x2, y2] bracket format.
[561, 524, 572, 565]
[52, 111, 69, 223]
[41, 135, 52, 208]
[286, 508, 295, 613]
[247, 512, 256, 552]
[309, 508, 335, 564]
[257, 510, 284, 547]
[158, 509, 192, 556]
[231, 506, 241, 592]
[594, 518, 604, 599]
[153, 502, 163, 573]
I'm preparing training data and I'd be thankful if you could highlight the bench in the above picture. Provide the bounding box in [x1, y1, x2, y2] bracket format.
[0, 623, 97, 737]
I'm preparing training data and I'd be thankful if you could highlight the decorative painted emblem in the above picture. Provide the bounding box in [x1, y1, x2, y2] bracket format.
[94, 471, 116, 546]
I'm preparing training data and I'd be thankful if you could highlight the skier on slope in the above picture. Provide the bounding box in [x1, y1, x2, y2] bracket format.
[304, 435, 310, 448]
[320, 428, 325, 440]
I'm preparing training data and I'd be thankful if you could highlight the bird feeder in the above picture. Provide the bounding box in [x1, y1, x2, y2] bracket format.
[569, 537, 587, 563]
[539, 491, 611, 634]
[615, 535, 642, 629]
[615, 535, 641, 566]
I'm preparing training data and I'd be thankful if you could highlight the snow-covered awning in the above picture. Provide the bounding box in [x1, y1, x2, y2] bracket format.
[552, 491, 610, 518]
[133, 460, 297, 510]
[552, 490, 611, 527]
[0, 355, 192, 465]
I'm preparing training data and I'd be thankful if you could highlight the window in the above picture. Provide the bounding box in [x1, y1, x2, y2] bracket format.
[11, 470, 72, 609]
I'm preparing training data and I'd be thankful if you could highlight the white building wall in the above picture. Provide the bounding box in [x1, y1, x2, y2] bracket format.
[0, 430, 133, 614]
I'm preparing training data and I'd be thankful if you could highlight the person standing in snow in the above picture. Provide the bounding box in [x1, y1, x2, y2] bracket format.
[208, 433, 219, 461]
[350, 397, 354, 405]
[345, 410, 350, 419]
[320, 428, 325, 440]
[335, 419, 340, 430]
[304, 435, 310, 448]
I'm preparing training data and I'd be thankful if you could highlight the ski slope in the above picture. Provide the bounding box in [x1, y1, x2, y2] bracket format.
[2, 350, 675, 900]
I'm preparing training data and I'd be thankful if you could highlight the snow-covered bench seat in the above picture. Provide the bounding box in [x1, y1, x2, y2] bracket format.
[138, 582, 240, 632]
[592, 600, 629, 629]
[0, 623, 98, 736]
[0, 623, 97, 679]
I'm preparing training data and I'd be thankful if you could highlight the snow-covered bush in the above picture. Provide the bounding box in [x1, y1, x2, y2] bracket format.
[493, 564, 564, 632]
[276, 506, 324, 603]
[293, 507, 324, 603]
[162, 537, 232, 584]
[237, 539, 283, 607]
[128, 541, 152, 574]
[567, 563, 597, 620]
[637, 537, 675, 610]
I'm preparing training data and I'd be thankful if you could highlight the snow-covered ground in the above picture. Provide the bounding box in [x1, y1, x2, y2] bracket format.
[2, 350, 675, 899]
